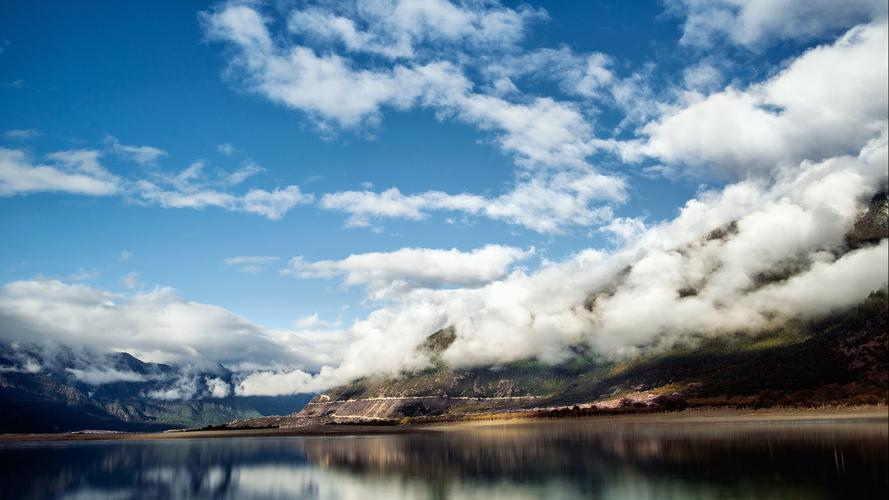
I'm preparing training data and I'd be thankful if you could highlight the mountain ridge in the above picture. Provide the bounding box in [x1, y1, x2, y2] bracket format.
[227, 192, 889, 428]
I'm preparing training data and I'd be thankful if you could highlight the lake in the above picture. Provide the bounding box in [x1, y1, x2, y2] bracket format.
[1, 414, 886, 499]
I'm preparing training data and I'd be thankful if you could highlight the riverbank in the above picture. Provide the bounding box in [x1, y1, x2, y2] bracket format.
[1, 405, 885, 443]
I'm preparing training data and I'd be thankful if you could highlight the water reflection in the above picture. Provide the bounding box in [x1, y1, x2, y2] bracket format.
[1, 418, 886, 499]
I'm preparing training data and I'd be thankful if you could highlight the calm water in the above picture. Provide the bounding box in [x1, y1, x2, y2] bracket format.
[0, 417, 886, 500]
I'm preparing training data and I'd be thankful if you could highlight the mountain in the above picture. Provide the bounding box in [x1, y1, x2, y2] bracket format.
[0, 348, 313, 433]
[4, 195, 886, 432]
[230, 193, 889, 428]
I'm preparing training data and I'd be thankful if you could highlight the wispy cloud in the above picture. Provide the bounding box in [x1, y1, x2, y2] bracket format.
[320, 171, 624, 234]
[668, 0, 887, 47]
[225, 255, 280, 274]
[3, 129, 40, 140]
[0, 148, 120, 197]
[104, 135, 168, 166]
[217, 142, 235, 156]
[120, 272, 140, 290]
[225, 159, 264, 185]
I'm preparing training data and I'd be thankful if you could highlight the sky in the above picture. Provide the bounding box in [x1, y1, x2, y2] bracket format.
[1, 0, 887, 397]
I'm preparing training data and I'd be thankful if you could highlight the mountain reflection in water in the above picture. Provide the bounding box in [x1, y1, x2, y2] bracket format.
[1, 417, 886, 499]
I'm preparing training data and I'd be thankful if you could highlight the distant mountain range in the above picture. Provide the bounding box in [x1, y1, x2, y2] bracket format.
[0, 347, 312, 433]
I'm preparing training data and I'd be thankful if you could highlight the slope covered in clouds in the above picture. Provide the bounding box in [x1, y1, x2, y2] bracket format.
[241, 168, 887, 396]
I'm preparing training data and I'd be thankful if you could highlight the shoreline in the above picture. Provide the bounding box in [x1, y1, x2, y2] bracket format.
[1, 405, 886, 444]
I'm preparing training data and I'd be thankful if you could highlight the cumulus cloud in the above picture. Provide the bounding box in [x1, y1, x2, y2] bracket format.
[284, 245, 534, 298]
[0, 148, 120, 196]
[634, 21, 888, 178]
[105, 135, 168, 166]
[669, 0, 887, 47]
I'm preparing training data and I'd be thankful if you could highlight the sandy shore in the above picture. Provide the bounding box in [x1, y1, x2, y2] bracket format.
[1, 406, 885, 443]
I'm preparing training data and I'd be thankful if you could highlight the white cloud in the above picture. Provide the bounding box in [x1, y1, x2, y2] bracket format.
[217, 143, 235, 155]
[135, 161, 313, 220]
[203, 5, 417, 128]
[0, 280, 348, 376]
[226, 160, 263, 185]
[4, 129, 40, 140]
[105, 135, 168, 166]
[241, 186, 311, 219]
[146, 379, 199, 401]
[66, 367, 147, 385]
[0, 148, 120, 196]
[1, 143, 312, 220]
[599, 216, 648, 244]
[321, 170, 625, 234]
[0, 357, 41, 374]
[121, 272, 140, 290]
[484, 47, 615, 100]
[287, 0, 544, 60]
[206, 377, 231, 398]
[681, 62, 722, 92]
[203, 4, 616, 169]
[635, 22, 888, 178]
[284, 245, 534, 298]
[294, 313, 341, 330]
[225, 255, 279, 274]
[670, 0, 887, 47]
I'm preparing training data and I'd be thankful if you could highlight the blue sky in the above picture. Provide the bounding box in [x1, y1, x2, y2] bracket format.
[0, 0, 707, 326]
[1, 0, 886, 395]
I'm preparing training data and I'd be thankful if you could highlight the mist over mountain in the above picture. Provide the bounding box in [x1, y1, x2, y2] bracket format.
[232, 193, 888, 425]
